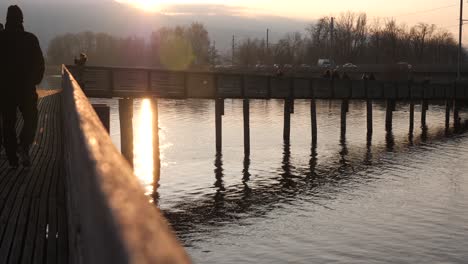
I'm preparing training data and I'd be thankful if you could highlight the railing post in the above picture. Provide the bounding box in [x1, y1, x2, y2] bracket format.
[119, 98, 134, 167]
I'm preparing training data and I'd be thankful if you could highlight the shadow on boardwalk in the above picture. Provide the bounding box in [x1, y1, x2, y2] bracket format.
[0, 91, 68, 263]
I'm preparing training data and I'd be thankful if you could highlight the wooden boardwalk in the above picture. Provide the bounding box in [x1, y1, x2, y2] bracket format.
[0, 91, 68, 263]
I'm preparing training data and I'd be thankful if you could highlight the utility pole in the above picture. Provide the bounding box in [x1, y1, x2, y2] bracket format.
[266, 28, 270, 65]
[266, 28, 269, 51]
[330, 17, 335, 65]
[232, 35, 235, 65]
[459, 0, 464, 80]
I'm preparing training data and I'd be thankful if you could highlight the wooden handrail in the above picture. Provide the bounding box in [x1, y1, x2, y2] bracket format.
[61, 65, 191, 264]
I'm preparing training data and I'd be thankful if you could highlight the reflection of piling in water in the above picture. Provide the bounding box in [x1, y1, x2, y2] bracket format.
[119, 98, 134, 167]
[214, 153, 225, 209]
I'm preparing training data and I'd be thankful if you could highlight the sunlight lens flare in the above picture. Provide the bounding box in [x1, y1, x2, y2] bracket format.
[160, 36, 194, 70]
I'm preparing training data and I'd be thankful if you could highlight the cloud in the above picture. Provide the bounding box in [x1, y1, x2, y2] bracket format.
[159, 4, 252, 17]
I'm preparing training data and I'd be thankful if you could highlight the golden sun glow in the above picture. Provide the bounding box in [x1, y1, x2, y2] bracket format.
[134, 99, 155, 196]
[117, 0, 160, 12]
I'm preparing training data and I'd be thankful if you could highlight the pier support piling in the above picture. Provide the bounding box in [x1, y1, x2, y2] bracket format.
[445, 100, 451, 130]
[385, 100, 395, 132]
[243, 99, 250, 156]
[409, 100, 415, 134]
[366, 100, 373, 136]
[283, 99, 292, 142]
[421, 100, 428, 128]
[151, 98, 161, 186]
[341, 99, 349, 137]
[92, 104, 110, 133]
[215, 98, 224, 153]
[311, 99, 318, 147]
[119, 98, 134, 167]
[454, 100, 460, 129]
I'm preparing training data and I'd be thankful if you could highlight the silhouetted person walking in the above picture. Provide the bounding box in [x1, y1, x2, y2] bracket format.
[0, 6, 45, 168]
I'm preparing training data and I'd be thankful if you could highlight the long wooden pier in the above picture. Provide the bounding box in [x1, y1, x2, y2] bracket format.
[68, 65, 468, 159]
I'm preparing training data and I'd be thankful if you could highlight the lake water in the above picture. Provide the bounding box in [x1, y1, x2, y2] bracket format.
[86, 95, 468, 263]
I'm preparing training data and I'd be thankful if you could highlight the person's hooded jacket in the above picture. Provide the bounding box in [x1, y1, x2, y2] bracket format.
[0, 5, 45, 100]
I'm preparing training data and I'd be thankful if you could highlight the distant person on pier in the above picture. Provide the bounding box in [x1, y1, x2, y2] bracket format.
[341, 72, 350, 80]
[0, 22, 3, 153]
[322, 70, 331, 79]
[74, 52, 88, 66]
[0, 5, 45, 168]
[331, 69, 340, 80]
[74, 52, 87, 85]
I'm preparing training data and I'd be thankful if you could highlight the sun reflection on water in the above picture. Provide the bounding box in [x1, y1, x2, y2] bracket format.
[133, 99, 155, 197]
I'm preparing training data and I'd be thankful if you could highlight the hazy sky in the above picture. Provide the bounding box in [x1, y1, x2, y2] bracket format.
[116, 0, 460, 29]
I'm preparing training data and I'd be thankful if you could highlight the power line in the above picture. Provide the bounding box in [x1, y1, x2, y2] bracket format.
[369, 4, 458, 22]
[390, 4, 458, 19]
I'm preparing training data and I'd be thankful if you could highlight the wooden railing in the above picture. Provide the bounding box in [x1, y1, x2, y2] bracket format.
[61, 65, 191, 264]
[68, 65, 468, 100]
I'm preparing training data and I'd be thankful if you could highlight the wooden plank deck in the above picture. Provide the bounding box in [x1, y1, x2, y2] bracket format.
[0, 91, 68, 263]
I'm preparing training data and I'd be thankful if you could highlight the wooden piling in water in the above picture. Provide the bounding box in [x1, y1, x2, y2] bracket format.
[311, 99, 317, 147]
[283, 99, 292, 142]
[92, 104, 110, 133]
[243, 99, 250, 156]
[215, 98, 223, 152]
[421, 100, 428, 128]
[341, 99, 349, 137]
[409, 100, 415, 134]
[119, 98, 134, 167]
[366, 100, 373, 136]
[454, 100, 460, 129]
[445, 100, 451, 130]
[151, 98, 161, 185]
[385, 100, 394, 132]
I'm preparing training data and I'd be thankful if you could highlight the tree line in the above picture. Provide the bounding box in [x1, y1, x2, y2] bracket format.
[47, 12, 464, 68]
[235, 12, 463, 66]
[47, 22, 217, 70]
